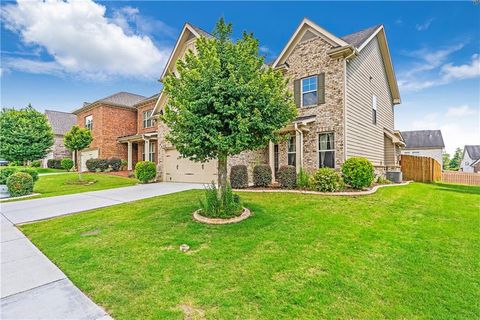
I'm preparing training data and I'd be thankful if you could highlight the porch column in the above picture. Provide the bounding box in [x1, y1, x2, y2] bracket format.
[127, 141, 132, 170]
[144, 139, 150, 161]
[295, 130, 302, 173]
[269, 141, 275, 182]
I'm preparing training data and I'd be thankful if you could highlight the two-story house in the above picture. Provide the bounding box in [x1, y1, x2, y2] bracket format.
[152, 19, 404, 183]
[72, 92, 159, 171]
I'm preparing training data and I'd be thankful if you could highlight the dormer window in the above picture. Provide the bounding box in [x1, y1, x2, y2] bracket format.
[301, 76, 318, 107]
[85, 115, 93, 131]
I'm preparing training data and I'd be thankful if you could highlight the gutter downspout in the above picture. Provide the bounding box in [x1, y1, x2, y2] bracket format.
[294, 123, 303, 173]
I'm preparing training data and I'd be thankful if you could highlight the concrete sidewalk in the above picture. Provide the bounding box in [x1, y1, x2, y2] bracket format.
[0, 182, 202, 319]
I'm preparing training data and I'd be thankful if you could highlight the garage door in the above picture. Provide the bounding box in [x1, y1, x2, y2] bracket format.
[80, 149, 99, 172]
[164, 149, 217, 183]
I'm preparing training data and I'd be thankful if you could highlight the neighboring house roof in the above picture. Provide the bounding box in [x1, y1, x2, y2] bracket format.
[341, 24, 382, 49]
[72, 91, 147, 114]
[45, 110, 77, 135]
[401, 130, 445, 149]
[465, 145, 480, 161]
[134, 93, 161, 106]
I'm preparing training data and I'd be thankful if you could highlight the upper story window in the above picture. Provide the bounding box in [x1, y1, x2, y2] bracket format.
[85, 115, 93, 131]
[287, 136, 296, 167]
[143, 110, 154, 128]
[318, 133, 335, 168]
[372, 95, 377, 125]
[301, 76, 318, 107]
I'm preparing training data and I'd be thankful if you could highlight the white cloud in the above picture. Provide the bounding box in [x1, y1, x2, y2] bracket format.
[415, 18, 434, 31]
[442, 54, 480, 80]
[446, 105, 476, 117]
[439, 122, 479, 154]
[1, 0, 171, 80]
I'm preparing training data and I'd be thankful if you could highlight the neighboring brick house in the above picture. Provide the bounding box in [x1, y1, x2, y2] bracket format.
[151, 19, 404, 183]
[41, 110, 77, 168]
[460, 145, 480, 173]
[72, 92, 158, 172]
[400, 130, 445, 167]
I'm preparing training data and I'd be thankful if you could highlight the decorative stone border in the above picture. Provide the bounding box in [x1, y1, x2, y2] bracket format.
[234, 181, 412, 197]
[193, 207, 251, 225]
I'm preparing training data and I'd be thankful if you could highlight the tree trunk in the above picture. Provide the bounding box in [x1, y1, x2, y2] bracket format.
[76, 150, 82, 181]
[217, 156, 228, 197]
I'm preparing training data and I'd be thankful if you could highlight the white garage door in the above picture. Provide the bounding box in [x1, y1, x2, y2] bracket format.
[80, 149, 99, 172]
[164, 149, 217, 183]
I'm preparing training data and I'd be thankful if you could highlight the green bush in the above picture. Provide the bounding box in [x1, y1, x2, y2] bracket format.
[341, 157, 374, 189]
[108, 157, 122, 171]
[230, 165, 248, 189]
[253, 164, 272, 187]
[278, 165, 296, 189]
[121, 159, 128, 170]
[47, 159, 62, 169]
[311, 168, 342, 192]
[0, 167, 17, 184]
[30, 160, 41, 167]
[86, 158, 109, 172]
[296, 168, 311, 190]
[18, 168, 39, 182]
[61, 158, 74, 170]
[199, 182, 242, 218]
[7, 172, 33, 197]
[135, 161, 156, 183]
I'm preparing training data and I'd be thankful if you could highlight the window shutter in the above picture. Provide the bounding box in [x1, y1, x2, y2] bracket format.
[317, 73, 325, 104]
[294, 79, 301, 107]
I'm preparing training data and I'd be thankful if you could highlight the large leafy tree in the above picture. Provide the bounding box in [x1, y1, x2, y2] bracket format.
[0, 105, 54, 164]
[442, 151, 450, 170]
[449, 147, 463, 170]
[162, 18, 297, 195]
[64, 125, 93, 179]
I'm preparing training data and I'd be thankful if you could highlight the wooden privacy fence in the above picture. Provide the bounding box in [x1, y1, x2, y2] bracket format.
[400, 155, 442, 183]
[441, 171, 480, 186]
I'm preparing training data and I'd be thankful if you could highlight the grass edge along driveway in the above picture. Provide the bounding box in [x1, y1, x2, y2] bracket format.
[21, 183, 480, 319]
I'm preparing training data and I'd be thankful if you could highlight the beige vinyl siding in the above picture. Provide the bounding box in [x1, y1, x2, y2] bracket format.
[384, 137, 396, 166]
[346, 37, 394, 166]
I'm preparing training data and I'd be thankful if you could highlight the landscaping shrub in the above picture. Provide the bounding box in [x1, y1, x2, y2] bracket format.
[61, 158, 74, 171]
[47, 159, 62, 169]
[108, 157, 122, 171]
[0, 167, 17, 184]
[341, 157, 374, 189]
[121, 160, 128, 170]
[311, 168, 342, 192]
[18, 168, 39, 182]
[30, 160, 41, 167]
[277, 165, 296, 189]
[199, 182, 242, 218]
[7, 172, 33, 197]
[296, 168, 311, 190]
[230, 165, 248, 189]
[86, 158, 109, 172]
[253, 164, 272, 187]
[135, 161, 156, 183]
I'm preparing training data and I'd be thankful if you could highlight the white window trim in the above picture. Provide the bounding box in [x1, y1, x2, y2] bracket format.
[287, 136, 296, 166]
[372, 94, 377, 125]
[301, 76, 318, 107]
[85, 115, 93, 131]
[149, 143, 155, 162]
[143, 110, 154, 128]
[318, 132, 335, 168]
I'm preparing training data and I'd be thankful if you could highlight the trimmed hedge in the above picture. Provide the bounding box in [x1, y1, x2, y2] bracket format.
[30, 160, 41, 167]
[61, 158, 74, 170]
[311, 168, 342, 192]
[47, 159, 62, 169]
[278, 165, 296, 189]
[108, 158, 122, 171]
[341, 157, 374, 189]
[135, 161, 156, 183]
[230, 165, 248, 189]
[0, 167, 17, 184]
[253, 164, 272, 187]
[7, 172, 33, 197]
[86, 158, 109, 172]
[19, 168, 39, 182]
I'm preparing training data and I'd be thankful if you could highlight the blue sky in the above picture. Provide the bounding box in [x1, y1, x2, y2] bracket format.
[1, 1, 479, 154]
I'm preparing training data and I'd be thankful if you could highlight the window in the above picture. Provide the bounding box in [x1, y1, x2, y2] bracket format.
[85, 115, 93, 131]
[301, 76, 317, 107]
[372, 95, 377, 125]
[149, 143, 155, 162]
[287, 136, 296, 167]
[143, 110, 154, 128]
[318, 133, 335, 168]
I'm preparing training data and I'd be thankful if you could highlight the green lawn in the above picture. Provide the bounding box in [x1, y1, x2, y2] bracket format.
[0, 166, 67, 174]
[5, 173, 138, 201]
[21, 183, 480, 319]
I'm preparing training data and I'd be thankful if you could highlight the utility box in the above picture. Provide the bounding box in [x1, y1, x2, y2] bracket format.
[386, 171, 402, 183]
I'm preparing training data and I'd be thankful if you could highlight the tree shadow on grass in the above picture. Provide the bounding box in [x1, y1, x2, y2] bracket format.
[434, 183, 480, 195]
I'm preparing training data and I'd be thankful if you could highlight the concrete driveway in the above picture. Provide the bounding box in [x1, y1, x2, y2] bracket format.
[1, 182, 202, 319]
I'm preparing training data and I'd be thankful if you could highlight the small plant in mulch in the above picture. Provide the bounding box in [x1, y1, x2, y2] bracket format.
[198, 182, 242, 219]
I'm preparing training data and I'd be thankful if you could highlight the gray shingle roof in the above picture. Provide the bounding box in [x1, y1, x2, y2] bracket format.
[188, 23, 213, 38]
[401, 130, 445, 149]
[45, 110, 77, 135]
[341, 24, 382, 48]
[97, 92, 146, 107]
[465, 145, 480, 160]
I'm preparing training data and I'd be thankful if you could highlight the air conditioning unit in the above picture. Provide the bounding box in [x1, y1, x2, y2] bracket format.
[386, 171, 402, 183]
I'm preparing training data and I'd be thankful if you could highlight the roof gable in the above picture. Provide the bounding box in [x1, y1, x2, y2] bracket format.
[401, 130, 445, 149]
[45, 110, 77, 135]
[465, 145, 480, 160]
[341, 24, 381, 49]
